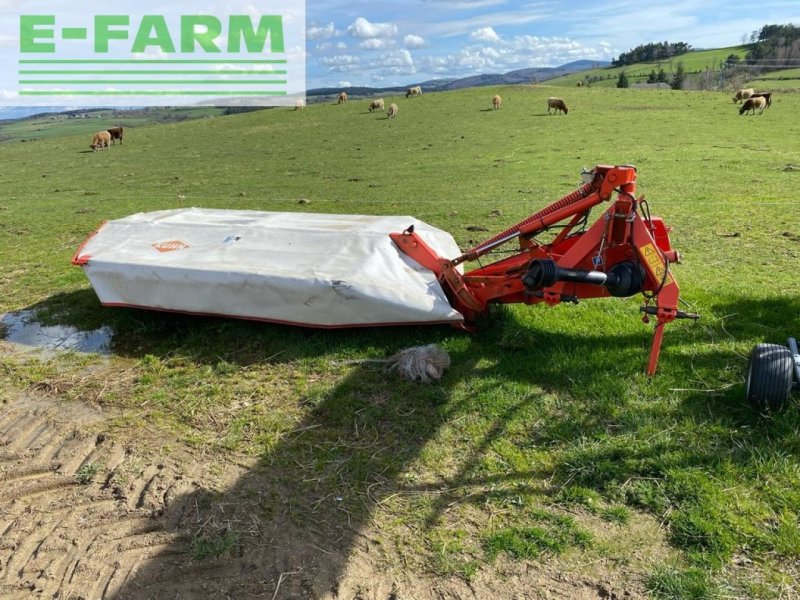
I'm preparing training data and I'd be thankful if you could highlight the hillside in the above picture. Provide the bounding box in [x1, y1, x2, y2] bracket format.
[546, 46, 749, 87]
[0, 106, 229, 143]
[308, 59, 609, 100]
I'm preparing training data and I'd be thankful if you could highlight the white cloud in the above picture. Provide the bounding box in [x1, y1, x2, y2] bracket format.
[318, 54, 360, 66]
[369, 49, 416, 76]
[419, 35, 617, 76]
[404, 34, 426, 48]
[470, 27, 500, 42]
[307, 22, 336, 40]
[317, 41, 347, 51]
[379, 49, 414, 67]
[347, 17, 398, 39]
[338, 80, 352, 87]
[359, 38, 393, 50]
[318, 54, 362, 73]
[425, 9, 549, 38]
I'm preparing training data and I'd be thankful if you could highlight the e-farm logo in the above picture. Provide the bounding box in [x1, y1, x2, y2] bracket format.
[6, 4, 305, 107]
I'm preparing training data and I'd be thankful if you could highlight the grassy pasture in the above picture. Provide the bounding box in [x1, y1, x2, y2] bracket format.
[548, 46, 749, 87]
[747, 67, 800, 91]
[2, 84, 800, 597]
[0, 106, 226, 143]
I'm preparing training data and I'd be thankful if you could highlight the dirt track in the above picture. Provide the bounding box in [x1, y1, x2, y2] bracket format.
[0, 387, 647, 600]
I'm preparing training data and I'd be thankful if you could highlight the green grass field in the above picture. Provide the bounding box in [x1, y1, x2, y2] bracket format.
[547, 46, 749, 87]
[0, 106, 227, 143]
[2, 84, 800, 598]
[747, 67, 800, 91]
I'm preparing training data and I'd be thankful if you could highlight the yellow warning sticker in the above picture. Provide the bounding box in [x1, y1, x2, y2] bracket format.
[639, 242, 674, 286]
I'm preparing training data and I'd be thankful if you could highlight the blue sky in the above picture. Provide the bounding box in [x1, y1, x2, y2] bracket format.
[306, 0, 800, 88]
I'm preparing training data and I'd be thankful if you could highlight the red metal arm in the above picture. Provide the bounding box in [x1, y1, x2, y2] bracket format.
[390, 165, 694, 375]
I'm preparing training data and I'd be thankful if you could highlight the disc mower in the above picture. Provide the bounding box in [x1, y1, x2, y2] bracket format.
[74, 164, 696, 376]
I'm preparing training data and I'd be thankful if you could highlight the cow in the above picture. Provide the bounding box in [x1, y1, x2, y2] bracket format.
[106, 126, 123, 145]
[90, 131, 112, 151]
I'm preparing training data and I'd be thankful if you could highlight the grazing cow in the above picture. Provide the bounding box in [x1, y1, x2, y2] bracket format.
[732, 88, 754, 103]
[90, 131, 111, 151]
[750, 91, 772, 108]
[547, 97, 569, 115]
[739, 96, 767, 115]
[406, 85, 422, 98]
[492, 95, 502, 110]
[106, 126, 123, 145]
[387, 103, 399, 118]
[337, 91, 348, 104]
[294, 97, 305, 109]
[368, 98, 385, 112]
[576, 81, 583, 87]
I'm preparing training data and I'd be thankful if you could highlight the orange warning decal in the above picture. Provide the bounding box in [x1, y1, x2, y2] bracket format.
[152, 240, 190, 253]
[639, 242, 674, 286]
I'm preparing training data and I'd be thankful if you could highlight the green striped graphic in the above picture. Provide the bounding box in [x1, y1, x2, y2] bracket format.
[19, 59, 287, 64]
[19, 70, 288, 75]
[20, 90, 288, 96]
[20, 80, 288, 85]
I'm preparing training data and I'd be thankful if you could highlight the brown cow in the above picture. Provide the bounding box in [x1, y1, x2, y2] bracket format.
[750, 91, 773, 108]
[739, 96, 767, 115]
[547, 97, 568, 115]
[337, 91, 348, 104]
[107, 126, 123, 145]
[90, 131, 111, 151]
[492, 95, 502, 109]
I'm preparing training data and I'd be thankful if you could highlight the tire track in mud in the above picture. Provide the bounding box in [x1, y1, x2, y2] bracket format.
[0, 394, 243, 599]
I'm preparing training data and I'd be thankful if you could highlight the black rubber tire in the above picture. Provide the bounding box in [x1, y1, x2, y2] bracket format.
[746, 343, 794, 414]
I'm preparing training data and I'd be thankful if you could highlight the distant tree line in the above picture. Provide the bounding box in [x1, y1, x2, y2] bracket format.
[746, 23, 800, 64]
[611, 42, 692, 67]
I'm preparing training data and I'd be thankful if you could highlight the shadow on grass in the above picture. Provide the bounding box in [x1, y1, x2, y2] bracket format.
[10, 290, 800, 596]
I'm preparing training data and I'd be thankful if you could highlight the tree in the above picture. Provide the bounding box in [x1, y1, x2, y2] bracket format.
[657, 67, 669, 83]
[617, 70, 629, 88]
[611, 41, 692, 67]
[671, 62, 685, 89]
[647, 69, 657, 83]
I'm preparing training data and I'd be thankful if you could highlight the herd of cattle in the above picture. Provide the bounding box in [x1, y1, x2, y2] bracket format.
[86, 84, 774, 149]
[733, 88, 774, 115]
[333, 84, 572, 118]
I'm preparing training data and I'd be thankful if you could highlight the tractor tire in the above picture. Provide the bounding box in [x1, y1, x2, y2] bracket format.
[746, 343, 794, 413]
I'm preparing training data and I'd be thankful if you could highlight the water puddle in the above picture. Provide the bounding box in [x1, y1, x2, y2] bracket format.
[0, 309, 113, 354]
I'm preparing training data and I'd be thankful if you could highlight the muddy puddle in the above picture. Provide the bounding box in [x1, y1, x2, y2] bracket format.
[0, 309, 112, 354]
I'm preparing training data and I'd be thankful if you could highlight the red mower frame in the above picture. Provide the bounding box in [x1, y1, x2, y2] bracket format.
[391, 165, 698, 375]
